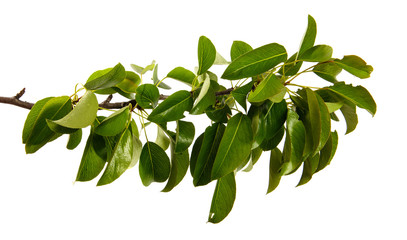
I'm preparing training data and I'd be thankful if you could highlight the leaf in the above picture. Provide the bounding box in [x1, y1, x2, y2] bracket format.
[197, 36, 217, 75]
[267, 148, 283, 194]
[139, 60, 156, 75]
[222, 43, 287, 80]
[248, 74, 285, 103]
[325, 102, 343, 113]
[84, 63, 126, 91]
[22, 97, 53, 144]
[326, 82, 376, 116]
[135, 84, 160, 109]
[230, 40, 253, 61]
[211, 113, 253, 180]
[193, 123, 226, 186]
[94, 106, 130, 136]
[231, 81, 254, 111]
[190, 132, 204, 176]
[128, 120, 142, 168]
[190, 79, 219, 115]
[116, 71, 141, 93]
[50, 91, 98, 129]
[213, 52, 229, 65]
[208, 172, 236, 224]
[46, 119, 78, 134]
[242, 147, 262, 172]
[155, 125, 171, 150]
[130, 64, 144, 74]
[152, 64, 171, 89]
[139, 141, 171, 186]
[340, 102, 358, 134]
[206, 105, 231, 123]
[334, 55, 373, 79]
[259, 126, 285, 151]
[67, 129, 82, 150]
[313, 61, 342, 83]
[297, 153, 320, 186]
[313, 89, 331, 153]
[298, 45, 333, 62]
[166, 67, 196, 86]
[162, 142, 189, 192]
[175, 120, 195, 153]
[147, 90, 193, 123]
[316, 131, 338, 172]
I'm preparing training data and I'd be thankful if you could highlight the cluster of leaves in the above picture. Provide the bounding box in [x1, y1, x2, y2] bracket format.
[21, 15, 376, 223]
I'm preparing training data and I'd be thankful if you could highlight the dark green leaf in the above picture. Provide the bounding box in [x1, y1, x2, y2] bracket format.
[267, 148, 283, 193]
[197, 36, 217, 75]
[46, 119, 78, 134]
[139, 141, 171, 186]
[334, 55, 373, 79]
[259, 126, 285, 151]
[22, 97, 53, 144]
[175, 120, 195, 153]
[152, 64, 171, 89]
[248, 74, 285, 103]
[206, 105, 231, 123]
[313, 61, 342, 83]
[94, 106, 130, 136]
[135, 84, 160, 109]
[298, 45, 333, 62]
[190, 132, 204, 176]
[166, 67, 196, 86]
[190, 79, 219, 115]
[222, 43, 287, 80]
[211, 113, 253, 180]
[341, 102, 358, 134]
[278, 53, 303, 76]
[148, 90, 193, 123]
[116, 71, 141, 93]
[297, 153, 320, 186]
[84, 63, 126, 91]
[316, 131, 338, 172]
[231, 81, 254, 111]
[162, 142, 189, 192]
[66, 129, 82, 150]
[230, 40, 253, 61]
[208, 172, 236, 224]
[299, 15, 317, 56]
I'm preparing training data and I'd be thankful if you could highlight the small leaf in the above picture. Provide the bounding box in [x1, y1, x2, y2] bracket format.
[155, 126, 171, 151]
[325, 102, 343, 113]
[211, 113, 253, 180]
[175, 120, 195, 153]
[222, 43, 288, 80]
[190, 79, 219, 115]
[94, 106, 130, 136]
[130, 64, 144, 74]
[297, 153, 320, 186]
[248, 74, 285, 103]
[231, 81, 254, 111]
[197, 36, 217, 75]
[66, 129, 82, 150]
[116, 71, 141, 93]
[84, 63, 126, 91]
[147, 90, 193, 123]
[313, 61, 342, 83]
[22, 97, 53, 144]
[135, 84, 160, 109]
[267, 148, 283, 194]
[166, 67, 196, 86]
[152, 64, 171, 89]
[316, 131, 338, 172]
[242, 147, 262, 172]
[298, 45, 333, 62]
[299, 15, 317, 56]
[230, 40, 253, 61]
[140, 60, 156, 75]
[50, 91, 98, 129]
[206, 105, 231, 123]
[334, 55, 373, 79]
[139, 141, 171, 186]
[340, 102, 358, 134]
[208, 172, 236, 224]
[213, 52, 229, 65]
[162, 142, 190, 192]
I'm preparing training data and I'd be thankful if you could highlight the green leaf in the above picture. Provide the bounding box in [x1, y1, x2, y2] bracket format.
[97, 126, 134, 186]
[230, 40, 253, 61]
[325, 102, 343, 113]
[248, 74, 285, 103]
[166, 67, 196, 86]
[193, 123, 226, 186]
[242, 147, 262, 172]
[312, 89, 331, 153]
[66, 129, 82, 150]
[267, 148, 283, 194]
[208, 172, 236, 224]
[334, 55, 373, 79]
[175, 120, 195, 153]
[84, 63, 126, 91]
[50, 91, 98, 129]
[152, 64, 171, 89]
[155, 125, 171, 151]
[298, 45, 333, 62]
[206, 105, 231, 123]
[139, 60, 156, 75]
[299, 15, 317, 56]
[139, 141, 171, 186]
[162, 142, 190, 192]
[211, 113, 253, 180]
[25, 96, 72, 154]
[147, 90, 193, 123]
[278, 53, 303, 77]
[222, 43, 287, 80]
[130, 64, 144, 74]
[259, 126, 285, 151]
[46, 119, 78, 134]
[316, 131, 338, 172]
[340, 102, 358, 134]
[190, 132, 205, 176]
[22, 97, 53, 144]
[135, 84, 160, 109]
[116, 71, 141, 93]
[214, 52, 229, 65]
[326, 82, 376, 116]
[297, 153, 320, 186]
[313, 61, 342, 83]
[197, 36, 217, 75]
[94, 106, 130, 136]
[231, 81, 254, 111]
[190, 79, 219, 115]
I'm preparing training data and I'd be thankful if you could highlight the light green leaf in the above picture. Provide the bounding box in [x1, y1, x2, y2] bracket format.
[84, 63, 126, 91]
[147, 90, 193, 123]
[116, 71, 141, 93]
[197, 36, 217, 75]
[190, 79, 219, 115]
[22, 97, 53, 144]
[130, 64, 144, 74]
[152, 64, 171, 89]
[214, 52, 229, 65]
[334, 55, 373, 79]
[231, 81, 254, 111]
[208, 172, 236, 224]
[222, 43, 287, 80]
[242, 147, 262, 172]
[325, 102, 343, 113]
[128, 120, 142, 168]
[155, 125, 171, 151]
[139, 141, 171, 186]
[140, 60, 156, 75]
[166, 67, 196, 86]
[162, 142, 190, 192]
[135, 84, 160, 109]
[313, 61, 342, 83]
[211, 113, 253, 180]
[230, 40, 253, 61]
[94, 106, 130, 136]
[66, 129, 82, 150]
[297, 153, 320, 186]
[248, 74, 285, 103]
[46, 119, 78, 134]
[298, 45, 333, 62]
[175, 120, 195, 153]
[299, 15, 317, 56]
[267, 148, 283, 193]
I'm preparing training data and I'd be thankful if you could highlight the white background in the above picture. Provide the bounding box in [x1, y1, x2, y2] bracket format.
[0, 0, 406, 239]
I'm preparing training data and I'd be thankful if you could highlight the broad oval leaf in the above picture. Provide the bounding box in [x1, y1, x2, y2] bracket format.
[267, 148, 283, 194]
[50, 91, 98, 129]
[147, 90, 193, 123]
[222, 43, 288, 80]
[166, 67, 196, 86]
[94, 106, 130, 136]
[116, 71, 141, 93]
[211, 113, 253, 180]
[162, 142, 189, 192]
[248, 74, 285, 103]
[298, 45, 333, 62]
[313, 61, 342, 83]
[66, 129, 82, 150]
[208, 172, 236, 224]
[135, 84, 160, 109]
[230, 40, 253, 61]
[197, 36, 216, 75]
[139, 141, 171, 186]
[84, 63, 126, 91]
[22, 97, 53, 144]
[334, 55, 373, 79]
[175, 120, 195, 153]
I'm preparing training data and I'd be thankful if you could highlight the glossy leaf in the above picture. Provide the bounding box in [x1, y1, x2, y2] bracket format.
[175, 120, 195, 153]
[299, 15, 317, 56]
[316, 131, 338, 172]
[259, 126, 285, 151]
[94, 106, 130, 136]
[22, 97, 53, 144]
[139, 141, 171, 186]
[211, 113, 253, 180]
[66, 129, 82, 150]
[46, 119, 77, 134]
[190, 132, 204, 176]
[313, 61, 342, 83]
[76, 132, 107, 181]
[152, 64, 171, 89]
[50, 91, 98, 129]
[190, 79, 219, 115]
[334, 55, 373, 79]
[341, 102, 358, 134]
[116, 71, 141, 93]
[166, 67, 196, 86]
[248, 74, 285, 103]
[197, 36, 216, 75]
[298, 45, 333, 62]
[222, 43, 288, 80]
[147, 90, 193, 123]
[297, 153, 320, 186]
[230, 40, 253, 61]
[242, 147, 262, 172]
[267, 148, 283, 193]
[193, 123, 226, 186]
[162, 143, 189, 192]
[128, 120, 142, 168]
[155, 126, 171, 151]
[135, 84, 160, 109]
[206, 105, 231, 123]
[84, 63, 126, 91]
[208, 172, 236, 224]
[231, 81, 254, 111]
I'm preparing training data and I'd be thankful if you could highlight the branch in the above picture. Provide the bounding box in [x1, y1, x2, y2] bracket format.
[0, 88, 234, 110]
